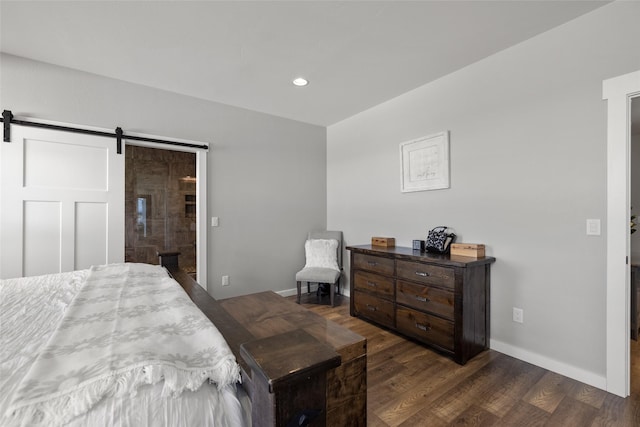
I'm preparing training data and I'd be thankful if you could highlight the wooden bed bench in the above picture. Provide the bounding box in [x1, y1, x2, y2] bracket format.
[165, 264, 367, 427]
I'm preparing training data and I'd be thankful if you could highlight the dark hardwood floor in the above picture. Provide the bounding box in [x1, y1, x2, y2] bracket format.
[290, 292, 640, 426]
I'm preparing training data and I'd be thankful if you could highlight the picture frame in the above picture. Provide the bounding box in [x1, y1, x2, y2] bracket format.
[399, 131, 450, 192]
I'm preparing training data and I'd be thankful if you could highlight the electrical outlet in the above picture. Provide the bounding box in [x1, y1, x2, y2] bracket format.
[222, 275, 229, 286]
[513, 307, 524, 323]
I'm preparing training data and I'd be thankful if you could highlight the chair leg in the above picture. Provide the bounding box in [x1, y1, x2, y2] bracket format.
[330, 281, 335, 307]
[297, 281, 302, 304]
[307, 282, 311, 293]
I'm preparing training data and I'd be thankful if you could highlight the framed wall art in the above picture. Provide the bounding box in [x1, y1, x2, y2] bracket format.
[399, 131, 450, 192]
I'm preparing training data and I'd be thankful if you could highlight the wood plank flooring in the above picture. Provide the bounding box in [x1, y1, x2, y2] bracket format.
[291, 292, 640, 426]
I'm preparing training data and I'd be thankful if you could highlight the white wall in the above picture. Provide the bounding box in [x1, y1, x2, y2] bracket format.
[0, 53, 327, 299]
[327, 1, 640, 385]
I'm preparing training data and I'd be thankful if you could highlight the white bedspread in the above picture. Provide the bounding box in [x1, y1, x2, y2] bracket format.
[0, 265, 248, 427]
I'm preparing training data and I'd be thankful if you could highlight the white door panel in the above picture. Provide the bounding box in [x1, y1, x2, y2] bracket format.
[75, 202, 108, 270]
[23, 200, 61, 277]
[0, 125, 124, 279]
[23, 138, 109, 190]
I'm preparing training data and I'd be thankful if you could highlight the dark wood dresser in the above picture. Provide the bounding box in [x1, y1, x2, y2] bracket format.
[347, 244, 495, 365]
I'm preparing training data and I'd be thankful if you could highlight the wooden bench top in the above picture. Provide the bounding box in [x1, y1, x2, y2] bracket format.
[219, 291, 366, 364]
[169, 267, 365, 382]
[167, 265, 367, 426]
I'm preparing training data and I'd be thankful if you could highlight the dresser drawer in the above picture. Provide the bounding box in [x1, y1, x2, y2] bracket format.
[396, 306, 454, 351]
[353, 253, 394, 276]
[396, 260, 454, 290]
[396, 280, 454, 321]
[353, 290, 394, 328]
[353, 270, 394, 299]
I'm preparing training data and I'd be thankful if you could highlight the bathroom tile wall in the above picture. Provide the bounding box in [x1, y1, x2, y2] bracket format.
[125, 145, 197, 274]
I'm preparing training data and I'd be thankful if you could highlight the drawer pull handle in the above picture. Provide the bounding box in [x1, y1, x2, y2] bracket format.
[415, 322, 431, 332]
[366, 304, 377, 312]
[367, 281, 378, 287]
[415, 271, 430, 277]
[415, 296, 430, 303]
[367, 261, 378, 266]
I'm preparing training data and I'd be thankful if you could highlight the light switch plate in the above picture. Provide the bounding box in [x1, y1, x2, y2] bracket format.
[211, 216, 219, 227]
[586, 219, 601, 236]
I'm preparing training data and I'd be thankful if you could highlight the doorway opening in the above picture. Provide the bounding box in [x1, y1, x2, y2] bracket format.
[125, 145, 197, 279]
[604, 69, 640, 397]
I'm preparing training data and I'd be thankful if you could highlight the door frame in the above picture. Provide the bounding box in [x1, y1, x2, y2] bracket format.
[124, 136, 208, 289]
[604, 69, 640, 397]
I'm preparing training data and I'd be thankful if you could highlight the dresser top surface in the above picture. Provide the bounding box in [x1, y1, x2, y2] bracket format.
[347, 244, 496, 267]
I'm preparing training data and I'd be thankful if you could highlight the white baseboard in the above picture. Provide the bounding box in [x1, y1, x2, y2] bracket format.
[490, 339, 607, 391]
[275, 287, 299, 297]
[275, 284, 351, 299]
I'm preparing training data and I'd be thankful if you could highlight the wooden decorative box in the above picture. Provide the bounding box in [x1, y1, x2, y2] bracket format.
[371, 237, 395, 247]
[451, 243, 485, 258]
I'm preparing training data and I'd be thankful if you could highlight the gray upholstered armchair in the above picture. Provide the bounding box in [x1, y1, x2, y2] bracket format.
[295, 230, 343, 307]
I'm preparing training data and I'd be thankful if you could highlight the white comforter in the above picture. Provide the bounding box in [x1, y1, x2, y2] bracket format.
[0, 266, 250, 427]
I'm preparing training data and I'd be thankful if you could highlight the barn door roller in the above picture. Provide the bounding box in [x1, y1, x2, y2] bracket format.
[3, 110, 13, 142]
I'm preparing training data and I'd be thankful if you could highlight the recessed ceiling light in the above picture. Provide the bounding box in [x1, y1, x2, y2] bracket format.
[292, 77, 308, 87]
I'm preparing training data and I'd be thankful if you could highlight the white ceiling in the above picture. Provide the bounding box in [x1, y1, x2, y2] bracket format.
[0, 1, 611, 126]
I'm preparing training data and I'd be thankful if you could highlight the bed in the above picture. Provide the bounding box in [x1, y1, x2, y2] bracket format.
[0, 261, 367, 426]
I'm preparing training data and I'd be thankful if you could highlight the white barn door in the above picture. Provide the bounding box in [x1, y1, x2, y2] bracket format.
[0, 125, 124, 279]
